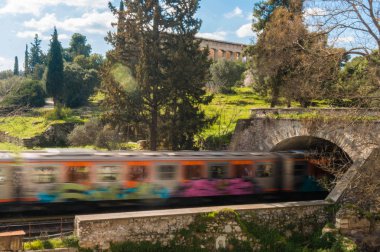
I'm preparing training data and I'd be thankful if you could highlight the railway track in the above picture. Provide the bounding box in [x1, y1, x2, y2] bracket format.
[0, 216, 74, 240]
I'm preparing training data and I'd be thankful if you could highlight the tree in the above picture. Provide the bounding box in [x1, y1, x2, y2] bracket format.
[24, 45, 30, 76]
[13, 56, 19, 76]
[46, 27, 64, 105]
[250, 7, 343, 107]
[29, 34, 44, 73]
[68, 33, 92, 59]
[161, 0, 212, 150]
[73, 54, 104, 70]
[209, 60, 246, 94]
[62, 63, 99, 108]
[306, 0, 379, 56]
[104, 0, 211, 150]
[253, 0, 303, 32]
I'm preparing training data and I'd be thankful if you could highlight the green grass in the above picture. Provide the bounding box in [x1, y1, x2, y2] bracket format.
[0, 113, 83, 139]
[0, 142, 27, 151]
[197, 87, 271, 149]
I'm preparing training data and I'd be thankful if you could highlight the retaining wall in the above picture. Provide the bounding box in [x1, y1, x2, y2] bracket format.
[75, 200, 332, 250]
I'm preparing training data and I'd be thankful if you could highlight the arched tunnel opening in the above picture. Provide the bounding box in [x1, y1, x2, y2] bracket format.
[271, 136, 353, 192]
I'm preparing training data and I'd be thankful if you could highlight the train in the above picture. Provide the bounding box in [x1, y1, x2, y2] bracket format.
[0, 149, 328, 211]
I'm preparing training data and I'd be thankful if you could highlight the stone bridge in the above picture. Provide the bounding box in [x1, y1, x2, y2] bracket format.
[198, 37, 246, 61]
[229, 108, 380, 202]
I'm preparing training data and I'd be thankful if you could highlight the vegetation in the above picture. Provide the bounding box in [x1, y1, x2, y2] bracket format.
[209, 59, 246, 94]
[46, 27, 64, 105]
[104, 0, 211, 150]
[1, 79, 46, 107]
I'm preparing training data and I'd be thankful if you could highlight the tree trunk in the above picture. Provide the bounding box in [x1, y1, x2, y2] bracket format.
[270, 83, 279, 108]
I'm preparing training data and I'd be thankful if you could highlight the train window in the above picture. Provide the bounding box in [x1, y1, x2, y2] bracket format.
[33, 167, 56, 183]
[129, 166, 148, 181]
[255, 163, 273, 177]
[294, 162, 307, 176]
[233, 164, 253, 178]
[0, 168, 5, 184]
[208, 164, 228, 179]
[184, 165, 202, 180]
[158, 165, 176, 180]
[98, 166, 119, 182]
[67, 166, 89, 183]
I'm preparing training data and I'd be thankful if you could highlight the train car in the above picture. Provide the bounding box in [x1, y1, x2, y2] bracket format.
[0, 152, 16, 205]
[1, 149, 326, 211]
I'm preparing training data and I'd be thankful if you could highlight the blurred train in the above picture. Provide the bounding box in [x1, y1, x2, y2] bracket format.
[0, 150, 328, 211]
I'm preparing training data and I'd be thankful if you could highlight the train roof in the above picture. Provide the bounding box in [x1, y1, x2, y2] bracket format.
[19, 149, 280, 161]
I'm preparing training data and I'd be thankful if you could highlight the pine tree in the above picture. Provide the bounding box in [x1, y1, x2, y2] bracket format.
[103, 0, 211, 150]
[24, 45, 30, 76]
[13, 56, 19, 76]
[46, 27, 64, 105]
[29, 34, 44, 72]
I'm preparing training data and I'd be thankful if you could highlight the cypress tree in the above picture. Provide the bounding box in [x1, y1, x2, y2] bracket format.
[13, 56, 19, 75]
[46, 27, 64, 105]
[24, 45, 30, 76]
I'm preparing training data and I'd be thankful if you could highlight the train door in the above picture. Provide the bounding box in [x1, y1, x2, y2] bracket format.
[154, 163, 180, 198]
[254, 162, 277, 192]
[94, 164, 122, 201]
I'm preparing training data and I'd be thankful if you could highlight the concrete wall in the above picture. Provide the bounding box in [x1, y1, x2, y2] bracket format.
[75, 200, 331, 250]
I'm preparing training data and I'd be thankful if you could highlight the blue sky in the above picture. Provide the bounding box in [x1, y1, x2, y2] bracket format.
[0, 0, 259, 71]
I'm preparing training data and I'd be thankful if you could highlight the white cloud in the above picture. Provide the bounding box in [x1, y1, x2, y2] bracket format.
[0, 0, 108, 16]
[236, 23, 255, 38]
[197, 31, 227, 41]
[335, 36, 355, 43]
[224, 7, 243, 19]
[19, 11, 115, 39]
[0, 57, 13, 71]
[16, 31, 50, 40]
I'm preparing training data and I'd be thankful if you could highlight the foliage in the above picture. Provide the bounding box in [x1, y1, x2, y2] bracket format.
[29, 34, 45, 75]
[13, 56, 19, 75]
[105, 0, 211, 150]
[62, 63, 100, 108]
[1, 79, 46, 107]
[252, 0, 302, 32]
[250, 7, 344, 107]
[23, 236, 80, 250]
[0, 70, 13, 80]
[209, 59, 246, 94]
[337, 53, 380, 107]
[24, 44, 30, 76]
[68, 118, 120, 150]
[197, 87, 269, 150]
[44, 106, 73, 120]
[0, 76, 25, 97]
[68, 33, 92, 60]
[74, 54, 104, 70]
[46, 27, 64, 105]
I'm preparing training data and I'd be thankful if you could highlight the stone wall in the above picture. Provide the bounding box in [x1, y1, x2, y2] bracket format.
[75, 200, 332, 250]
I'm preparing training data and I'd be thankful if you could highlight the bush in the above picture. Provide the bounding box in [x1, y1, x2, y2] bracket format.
[68, 119, 120, 149]
[44, 106, 73, 120]
[1, 79, 46, 107]
[209, 59, 246, 94]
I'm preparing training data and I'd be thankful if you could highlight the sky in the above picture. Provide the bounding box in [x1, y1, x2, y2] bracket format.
[0, 0, 259, 71]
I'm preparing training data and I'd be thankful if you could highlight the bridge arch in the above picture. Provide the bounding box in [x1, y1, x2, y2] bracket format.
[230, 114, 380, 202]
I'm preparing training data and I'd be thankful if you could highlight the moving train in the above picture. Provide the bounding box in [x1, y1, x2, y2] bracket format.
[0, 149, 327, 211]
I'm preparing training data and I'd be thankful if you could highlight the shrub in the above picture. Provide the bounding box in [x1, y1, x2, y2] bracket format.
[68, 118, 102, 146]
[44, 106, 73, 120]
[209, 59, 246, 94]
[1, 79, 46, 107]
